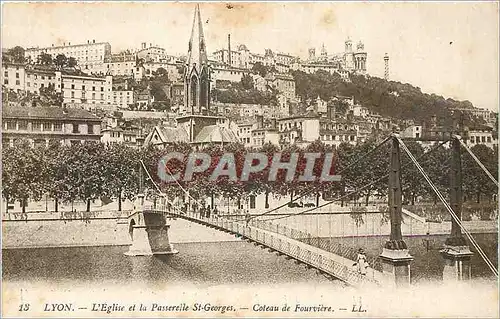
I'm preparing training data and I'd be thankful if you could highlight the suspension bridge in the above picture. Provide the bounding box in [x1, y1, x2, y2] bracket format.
[125, 133, 498, 287]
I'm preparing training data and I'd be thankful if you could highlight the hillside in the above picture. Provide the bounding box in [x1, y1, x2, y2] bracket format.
[291, 70, 481, 124]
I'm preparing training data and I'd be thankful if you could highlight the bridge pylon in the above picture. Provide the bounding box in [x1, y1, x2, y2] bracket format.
[440, 135, 473, 281]
[379, 135, 413, 286]
[125, 194, 178, 256]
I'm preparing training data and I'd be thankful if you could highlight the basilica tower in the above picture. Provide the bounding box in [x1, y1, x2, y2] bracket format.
[182, 4, 211, 115]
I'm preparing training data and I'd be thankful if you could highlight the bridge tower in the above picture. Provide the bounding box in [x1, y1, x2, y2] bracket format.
[125, 163, 178, 256]
[379, 135, 413, 286]
[440, 136, 473, 280]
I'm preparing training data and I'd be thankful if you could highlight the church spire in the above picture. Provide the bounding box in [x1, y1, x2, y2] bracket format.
[186, 4, 208, 75]
[183, 4, 211, 115]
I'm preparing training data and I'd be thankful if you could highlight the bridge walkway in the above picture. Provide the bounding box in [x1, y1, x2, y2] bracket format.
[139, 205, 387, 287]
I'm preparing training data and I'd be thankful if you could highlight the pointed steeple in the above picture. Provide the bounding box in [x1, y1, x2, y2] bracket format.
[186, 4, 208, 76]
[183, 4, 211, 115]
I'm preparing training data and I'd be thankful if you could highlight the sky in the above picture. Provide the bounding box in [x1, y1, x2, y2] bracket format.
[2, 1, 499, 111]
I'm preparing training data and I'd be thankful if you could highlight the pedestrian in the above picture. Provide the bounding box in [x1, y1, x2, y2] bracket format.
[206, 205, 211, 218]
[193, 202, 198, 216]
[356, 248, 368, 276]
[213, 205, 218, 218]
[245, 210, 251, 226]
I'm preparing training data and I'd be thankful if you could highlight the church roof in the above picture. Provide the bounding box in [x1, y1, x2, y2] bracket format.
[193, 125, 239, 144]
[143, 125, 190, 146]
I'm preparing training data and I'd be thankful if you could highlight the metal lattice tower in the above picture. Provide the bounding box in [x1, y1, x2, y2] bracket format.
[384, 53, 390, 80]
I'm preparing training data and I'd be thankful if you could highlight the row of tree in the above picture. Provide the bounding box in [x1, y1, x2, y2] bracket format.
[2, 138, 497, 214]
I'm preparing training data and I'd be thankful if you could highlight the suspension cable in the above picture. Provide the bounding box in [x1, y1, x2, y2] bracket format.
[247, 136, 393, 221]
[397, 137, 498, 278]
[457, 136, 499, 187]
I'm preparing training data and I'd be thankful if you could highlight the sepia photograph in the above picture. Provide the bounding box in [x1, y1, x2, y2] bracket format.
[1, 1, 499, 318]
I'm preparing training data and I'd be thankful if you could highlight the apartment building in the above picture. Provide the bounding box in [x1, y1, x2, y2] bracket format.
[2, 105, 102, 147]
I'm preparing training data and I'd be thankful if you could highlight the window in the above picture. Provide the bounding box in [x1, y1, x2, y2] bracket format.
[41, 76, 45, 80]
[43, 122, 52, 131]
[17, 120, 28, 130]
[72, 124, 79, 133]
[16, 80, 20, 85]
[92, 86, 95, 91]
[71, 84, 75, 89]
[481, 136, 486, 142]
[71, 91, 75, 98]
[487, 136, 492, 142]
[92, 93, 95, 99]
[82, 85, 85, 91]
[15, 73, 19, 78]
[27, 82, 31, 87]
[101, 93, 104, 100]
[88, 124, 94, 134]
[53, 123, 62, 131]
[3, 71, 7, 77]
[4, 79, 8, 85]
[32, 122, 42, 131]
[61, 83, 64, 89]
[6, 121, 16, 130]
[101, 87, 104, 91]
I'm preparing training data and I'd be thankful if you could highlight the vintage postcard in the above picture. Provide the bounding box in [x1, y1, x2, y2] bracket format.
[1, 1, 499, 318]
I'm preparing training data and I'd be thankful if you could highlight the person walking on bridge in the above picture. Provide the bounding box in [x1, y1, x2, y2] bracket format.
[356, 248, 368, 276]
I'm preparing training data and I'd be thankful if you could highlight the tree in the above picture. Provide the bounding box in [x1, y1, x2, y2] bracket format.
[251, 62, 269, 77]
[68, 57, 78, 68]
[65, 142, 109, 212]
[38, 52, 53, 66]
[7, 46, 25, 64]
[462, 144, 497, 203]
[104, 144, 140, 211]
[39, 84, 63, 106]
[155, 67, 168, 77]
[54, 54, 68, 69]
[240, 73, 254, 90]
[2, 139, 46, 214]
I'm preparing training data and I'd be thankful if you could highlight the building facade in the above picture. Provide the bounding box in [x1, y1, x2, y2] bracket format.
[61, 73, 113, 105]
[25, 40, 111, 72]
[2, 105, 102, 147]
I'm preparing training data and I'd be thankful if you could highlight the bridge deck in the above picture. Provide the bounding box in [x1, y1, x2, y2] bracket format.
[137, 206, 387, 287]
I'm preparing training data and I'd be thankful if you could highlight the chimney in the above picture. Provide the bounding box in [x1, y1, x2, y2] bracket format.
[150, 43, 152, 48]
[87, 40, 90, 44]
[228, 34, 232, 66]
[68, 42, 71, 46]
[142, 42, 146, 49]
[93, 39, 96, 44]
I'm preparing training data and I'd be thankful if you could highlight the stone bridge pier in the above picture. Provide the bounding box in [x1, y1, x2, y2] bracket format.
[125, 194, 178, 256]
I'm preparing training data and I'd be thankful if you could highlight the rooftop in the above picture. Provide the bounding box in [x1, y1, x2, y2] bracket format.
[2, 105, 100, 121]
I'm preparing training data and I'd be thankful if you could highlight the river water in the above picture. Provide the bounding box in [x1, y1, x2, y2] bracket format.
[3, 233, 497, 285]
[3, 236, 499, 318]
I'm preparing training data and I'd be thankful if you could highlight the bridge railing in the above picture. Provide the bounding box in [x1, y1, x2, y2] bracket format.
[143, 206, 380, 285]
[248, 218, 383, 271]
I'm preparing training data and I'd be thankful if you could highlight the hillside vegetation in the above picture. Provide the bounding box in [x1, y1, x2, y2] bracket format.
[291, 70, 477, 124]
